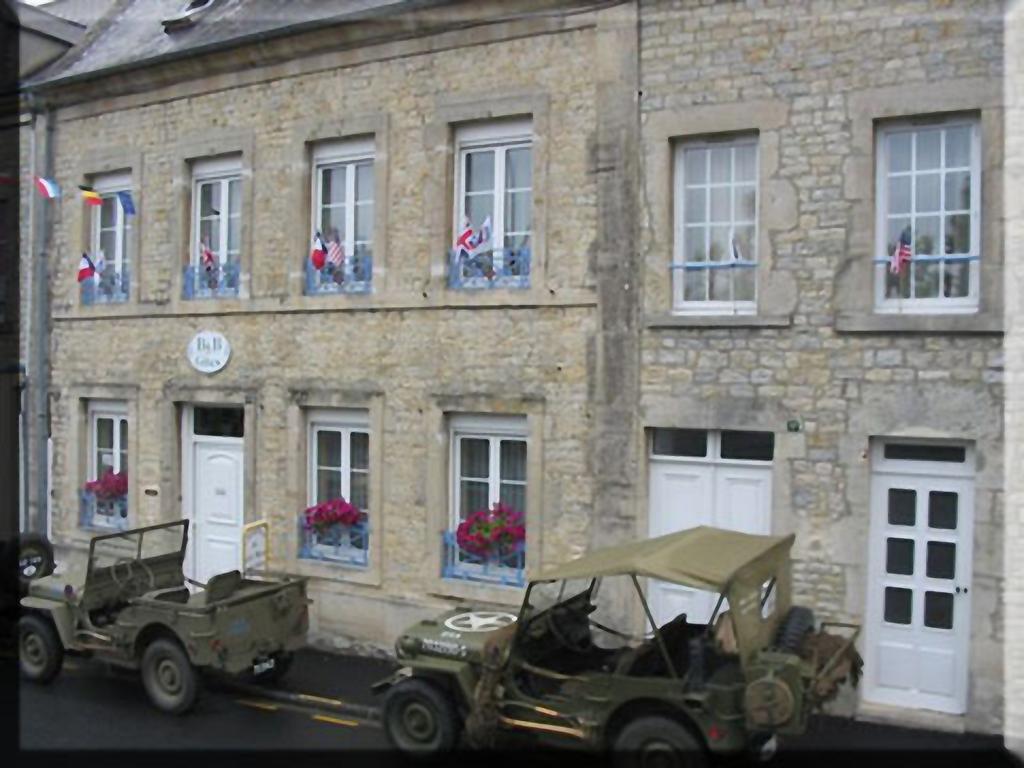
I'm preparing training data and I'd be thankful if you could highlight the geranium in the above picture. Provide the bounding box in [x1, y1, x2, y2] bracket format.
[303, 497, 361, 534]
[456, 502, 525, 559]
[84, 470, 128, 501]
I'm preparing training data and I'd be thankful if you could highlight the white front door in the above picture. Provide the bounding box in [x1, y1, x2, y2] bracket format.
[863, 443, 974, 714]
[183, 406, 245, 584]
[647, 429, 773, 626]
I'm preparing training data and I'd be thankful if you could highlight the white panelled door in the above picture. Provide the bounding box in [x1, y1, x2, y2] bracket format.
[191, 442, 244, 584]
[864, 443, 974, 714]
[647, 429, 773, 627]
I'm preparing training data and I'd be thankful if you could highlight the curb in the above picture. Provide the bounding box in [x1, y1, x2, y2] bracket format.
[221, 679, 382, 722]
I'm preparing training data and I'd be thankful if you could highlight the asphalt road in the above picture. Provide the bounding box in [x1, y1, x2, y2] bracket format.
[16, 647, 1020, 768]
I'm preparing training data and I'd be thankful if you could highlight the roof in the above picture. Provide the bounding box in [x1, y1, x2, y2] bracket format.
[28, 0, 431, 87]
[33, 0, 116, 27]
[15, 2, 86, 43]
[533, 526, 795, 592]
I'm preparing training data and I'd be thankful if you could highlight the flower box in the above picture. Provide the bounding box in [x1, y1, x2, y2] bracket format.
[79, 491, 129, 531]
[442, 503, 526, 587]
[297, 497, 369, 567]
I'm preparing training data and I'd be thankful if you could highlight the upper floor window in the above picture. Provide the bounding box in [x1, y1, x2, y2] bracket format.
[83, 172, 133, 305]
[81, 401, 129, 530]
[299, 409, 370, 567]
[875, 117, 980, 313]
[307, 138, 374, 295]
[449, 119, 532, 290]
[673, 136, 758, 315]
[185, 154, 241, 299]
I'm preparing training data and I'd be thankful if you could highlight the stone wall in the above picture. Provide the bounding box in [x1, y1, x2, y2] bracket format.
[637, 0, 1005, 732]
[43, 15, 607, 642]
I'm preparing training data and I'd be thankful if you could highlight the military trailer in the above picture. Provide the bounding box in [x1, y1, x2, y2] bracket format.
[375, 526, 861, 763]
[18, 520, 309, 714]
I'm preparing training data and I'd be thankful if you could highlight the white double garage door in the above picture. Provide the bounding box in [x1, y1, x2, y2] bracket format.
[647, 430, 973, 716]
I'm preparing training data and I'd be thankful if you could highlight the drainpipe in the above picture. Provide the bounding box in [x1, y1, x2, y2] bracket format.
[27, 91, 54, 536]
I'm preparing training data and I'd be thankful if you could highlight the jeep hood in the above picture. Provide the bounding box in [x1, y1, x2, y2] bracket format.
[398, 607, 520, 660]
[28, 566, 86, 602]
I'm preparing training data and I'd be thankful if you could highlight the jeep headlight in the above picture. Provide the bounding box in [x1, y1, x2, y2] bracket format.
[397, 635, 421, 657]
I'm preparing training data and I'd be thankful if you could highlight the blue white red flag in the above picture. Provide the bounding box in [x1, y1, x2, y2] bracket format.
[35, 177, 60, 199]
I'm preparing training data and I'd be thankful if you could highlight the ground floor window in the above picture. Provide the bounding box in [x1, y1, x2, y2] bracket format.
[81, 401, 129, 530]
[299, 409, 370, 567]
[443, 414, 527, 587]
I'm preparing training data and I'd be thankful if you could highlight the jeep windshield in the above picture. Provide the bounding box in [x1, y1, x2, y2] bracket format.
[88, 521, 187, 572]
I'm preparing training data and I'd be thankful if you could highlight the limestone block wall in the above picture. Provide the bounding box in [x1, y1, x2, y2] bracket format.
[42, 19, 604, 645]
[637, 0, 1005, 732]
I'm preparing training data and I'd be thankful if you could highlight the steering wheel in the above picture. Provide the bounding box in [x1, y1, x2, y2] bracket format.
[545, 607, 592, 653]
[135, 559, 156, 591]
[110, 557, 134, 588]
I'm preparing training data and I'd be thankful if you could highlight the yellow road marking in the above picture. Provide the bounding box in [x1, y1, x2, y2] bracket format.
[236, 698, 279, 712]
[297, 693, 346, 707]
[312, 714, 359, 728]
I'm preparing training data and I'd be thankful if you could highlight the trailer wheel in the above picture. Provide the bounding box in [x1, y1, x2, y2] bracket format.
[18, 614, 63, 684]
[383, 677, 462, 756]
[613, 716, 708, 768]
[141, 638, 198, 714]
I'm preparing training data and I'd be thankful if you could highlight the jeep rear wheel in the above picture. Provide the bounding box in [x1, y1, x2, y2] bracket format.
[613, 716, 708, 768]
[383, 678, 462, 756]
[18, 615, 63, 684]
[141, 639, 198, 714]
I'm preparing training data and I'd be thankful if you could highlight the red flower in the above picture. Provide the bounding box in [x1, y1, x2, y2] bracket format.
[302, 496, 361, 533]
[83, 470, 128, 501]
[455, 502, 526, 559]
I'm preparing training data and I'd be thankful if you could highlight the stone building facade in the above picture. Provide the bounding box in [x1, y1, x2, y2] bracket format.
[24, 0, 1009, 736]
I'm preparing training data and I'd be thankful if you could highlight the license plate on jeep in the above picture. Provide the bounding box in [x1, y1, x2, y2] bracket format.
[253, 658, 275, 675]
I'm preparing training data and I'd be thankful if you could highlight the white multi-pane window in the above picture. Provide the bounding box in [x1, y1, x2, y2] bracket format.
[191, 155, 242, 269]
[674, 136, 758, 314]
[450, 415, 527, 529]
[90, 402, 128, 480]
[89, 172, 132, 301]
[875, 117, 981, 312]
[308, 410, 370, 514]
[310, 138, 375, 289]
[455, 119, 533, 254]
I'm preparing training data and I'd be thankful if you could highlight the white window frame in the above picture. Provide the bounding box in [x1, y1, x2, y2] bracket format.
[673, 135, 759, 316]
[90, 171, 132, 278]
[88, 400, 128, 481]
[307, 409, 370, 511]
[191, 155, 242, 268]
[871, 438, 975, 479]
[874, 117, 981, 314]
[311, 137, 375, 263]
[449, 414, 528, 532]
[454, 119, 533, 253]
[649, 429, 774, 466]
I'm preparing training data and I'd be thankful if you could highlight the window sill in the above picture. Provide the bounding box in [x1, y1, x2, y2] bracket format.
[429, 575, 526, 607]
[834, 312, 1003, 334]
[645, 314, 792, 329]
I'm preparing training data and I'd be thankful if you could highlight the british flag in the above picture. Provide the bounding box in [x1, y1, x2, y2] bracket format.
[889, 227, 913, 275]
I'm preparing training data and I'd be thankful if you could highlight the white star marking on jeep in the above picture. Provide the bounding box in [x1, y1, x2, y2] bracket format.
[443, 611, 518, 632]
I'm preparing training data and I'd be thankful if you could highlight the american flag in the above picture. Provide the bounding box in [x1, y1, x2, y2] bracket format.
[326, 238, 344, 267]
[889, 227, 913, 275]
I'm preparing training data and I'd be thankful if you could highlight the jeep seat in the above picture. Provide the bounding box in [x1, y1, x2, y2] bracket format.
[200, 570, 243, 605]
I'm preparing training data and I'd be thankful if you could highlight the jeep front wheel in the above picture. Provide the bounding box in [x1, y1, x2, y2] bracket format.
[613, 716, 708, 768]
[18, 615, 63, 684]
[382, 678, 462, 755]
[141, 639, 198, 714]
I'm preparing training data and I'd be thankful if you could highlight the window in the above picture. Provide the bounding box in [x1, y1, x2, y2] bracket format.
[85, 172, 132, 304]
[875, 117, 980, 312]
[300, 410, 370, 566]
[673, 136, 758, 314]
[83, 401, 128, 530]
[450, 119, 533, 289]
[444, 415, 527, 585]
[186, 155, 241, 298]
[308, 138, 375, 294]
[651, 428, 773, 462]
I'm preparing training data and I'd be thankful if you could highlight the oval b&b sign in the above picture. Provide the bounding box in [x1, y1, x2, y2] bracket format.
[187, 330, 231, 374]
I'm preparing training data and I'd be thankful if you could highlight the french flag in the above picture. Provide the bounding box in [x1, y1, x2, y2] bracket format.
[35, 176, 60, 199]
[310, 232, 327, 270]
[77, 253, 96, 283]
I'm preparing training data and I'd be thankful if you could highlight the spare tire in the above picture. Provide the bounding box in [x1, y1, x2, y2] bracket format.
[18, 533, 55, 588]
[775, 606, 814, 653]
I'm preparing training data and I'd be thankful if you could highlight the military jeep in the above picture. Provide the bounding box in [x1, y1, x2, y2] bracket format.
[375, 526, 861, 763]
[18, 520, 309, 714]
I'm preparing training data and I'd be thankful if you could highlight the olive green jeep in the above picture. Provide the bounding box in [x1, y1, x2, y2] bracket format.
[18, 520, 309, 713]
[375, 526, 862, 764]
